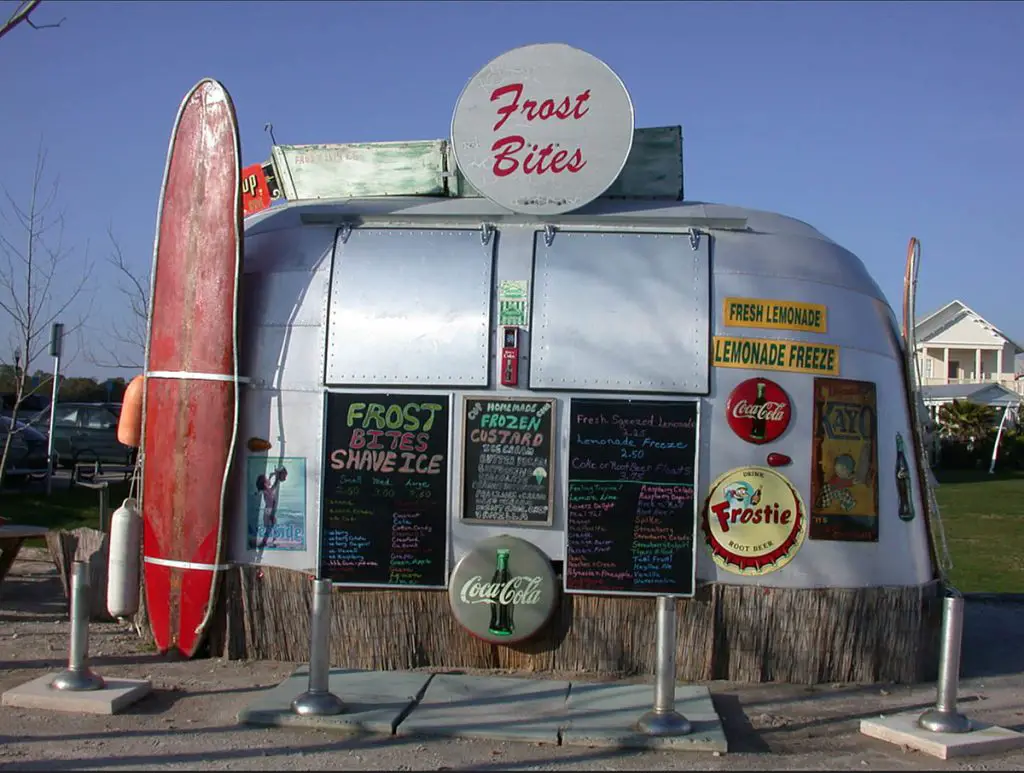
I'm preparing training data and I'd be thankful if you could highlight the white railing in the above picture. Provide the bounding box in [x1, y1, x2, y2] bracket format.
[920, 376, 1024, 396]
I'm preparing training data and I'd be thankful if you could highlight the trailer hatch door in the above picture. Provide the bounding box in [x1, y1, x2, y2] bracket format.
[325, 228, 494, 386]
[530, 231, 710, 394]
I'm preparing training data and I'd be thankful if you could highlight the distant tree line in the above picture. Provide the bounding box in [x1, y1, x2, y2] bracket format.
[0, 364, 127, 407]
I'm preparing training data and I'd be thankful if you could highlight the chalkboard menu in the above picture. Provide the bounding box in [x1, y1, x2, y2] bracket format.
[564, 399, 699, 598]
[319, 393, 450, 588]
[460, 397, 556, 525]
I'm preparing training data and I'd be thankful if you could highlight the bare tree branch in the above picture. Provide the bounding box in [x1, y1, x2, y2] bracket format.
[85, 226, 148, 371]
[0, 139, 94, 487]
[0, 0, 64, 42]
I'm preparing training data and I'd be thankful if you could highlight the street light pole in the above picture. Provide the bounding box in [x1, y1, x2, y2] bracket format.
[46, 323, 63, 496]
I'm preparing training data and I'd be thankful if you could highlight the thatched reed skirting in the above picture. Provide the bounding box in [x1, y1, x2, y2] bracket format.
[210, 565, 942, 685]
[42, 534, 940, 684]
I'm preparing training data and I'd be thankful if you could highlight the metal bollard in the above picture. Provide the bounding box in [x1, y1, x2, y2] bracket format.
[918, 593, 971, 734]
[51, 562, 105, 691]
[637, 595, 692, 736]
[99, 483, 109, 532]
[291, 579, 346, 716]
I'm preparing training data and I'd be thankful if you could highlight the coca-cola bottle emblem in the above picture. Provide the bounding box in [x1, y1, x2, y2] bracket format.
[488, 549, 515, 636]
[725, 378, 792, 444]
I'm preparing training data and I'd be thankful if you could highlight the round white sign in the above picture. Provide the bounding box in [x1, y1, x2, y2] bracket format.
[450, 43, 635, 215]
[447, 534, 559, 645]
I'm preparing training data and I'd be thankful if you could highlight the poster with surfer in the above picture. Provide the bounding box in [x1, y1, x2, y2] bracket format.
[247, 456, 307, 551]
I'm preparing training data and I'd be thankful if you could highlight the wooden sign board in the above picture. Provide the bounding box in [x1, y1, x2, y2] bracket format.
[269, 126, 683, 203]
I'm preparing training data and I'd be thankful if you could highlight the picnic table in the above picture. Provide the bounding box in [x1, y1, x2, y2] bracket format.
[0, 524, 49, 585]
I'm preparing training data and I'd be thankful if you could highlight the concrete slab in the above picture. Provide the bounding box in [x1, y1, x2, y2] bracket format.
[861, 713, 1024, 760]
[237, 667, 432, 736]
[395, 673, 570, 744]
[562, 682, 728, 752]
[1, 672, 151, 715]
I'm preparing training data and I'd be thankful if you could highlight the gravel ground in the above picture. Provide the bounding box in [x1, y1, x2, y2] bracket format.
[2, 549, 1023, 771]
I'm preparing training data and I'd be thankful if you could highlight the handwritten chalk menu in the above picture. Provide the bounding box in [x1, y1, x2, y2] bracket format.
[320, 393, 449, 588]
[461, 397, 556, 525]
[565, 399, 699, 598]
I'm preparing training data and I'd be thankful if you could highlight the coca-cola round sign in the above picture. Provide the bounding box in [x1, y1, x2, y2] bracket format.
[725, 378, 792, 444]
[448, 534, 559, 645]
[450, 43, 635, 215]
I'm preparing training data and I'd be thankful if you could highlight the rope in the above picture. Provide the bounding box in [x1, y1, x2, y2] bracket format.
[905, 238, 953, 578]
[128, 450, 142, 503]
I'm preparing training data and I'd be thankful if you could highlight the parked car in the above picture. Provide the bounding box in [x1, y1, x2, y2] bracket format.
[29, 402, 135, 470]
[0, 415, 51, 482]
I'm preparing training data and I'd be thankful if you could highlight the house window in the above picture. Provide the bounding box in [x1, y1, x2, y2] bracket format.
[947, 360, 959, 379]
[925, 359, 933, 377]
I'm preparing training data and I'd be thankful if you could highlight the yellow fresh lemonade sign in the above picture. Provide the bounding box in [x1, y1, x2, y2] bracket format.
[723, 297, 828, 334]
[712, 336, 839, 376]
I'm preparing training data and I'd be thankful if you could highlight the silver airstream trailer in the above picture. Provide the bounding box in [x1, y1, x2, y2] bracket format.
[214, 44, 942, 684]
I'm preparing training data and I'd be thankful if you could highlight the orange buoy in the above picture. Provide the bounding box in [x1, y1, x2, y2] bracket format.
[117, 374, 144, 447]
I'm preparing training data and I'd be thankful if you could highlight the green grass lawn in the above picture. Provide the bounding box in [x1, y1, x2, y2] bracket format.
[933, 469, 1024, 594]
[2, 479, 133, 544]
[3, 471, 1022, 594]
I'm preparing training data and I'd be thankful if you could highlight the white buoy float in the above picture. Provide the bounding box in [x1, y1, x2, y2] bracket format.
[106, 497, 142, 618]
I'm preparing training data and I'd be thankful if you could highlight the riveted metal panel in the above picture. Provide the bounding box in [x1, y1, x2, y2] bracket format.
[325, 229, 493, 386]
[530, 231, 710, 393]
[248, 325, 326, 392]
[243, 268, 328, 329]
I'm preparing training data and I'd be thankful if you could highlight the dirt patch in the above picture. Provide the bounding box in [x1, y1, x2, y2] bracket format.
[2, 549, 1023, 771]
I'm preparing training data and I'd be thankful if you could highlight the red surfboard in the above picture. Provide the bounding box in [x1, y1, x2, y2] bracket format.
[141, 78, 242, 658]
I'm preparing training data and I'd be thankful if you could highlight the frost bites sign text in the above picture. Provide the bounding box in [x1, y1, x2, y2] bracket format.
[450, 43, 635, 215]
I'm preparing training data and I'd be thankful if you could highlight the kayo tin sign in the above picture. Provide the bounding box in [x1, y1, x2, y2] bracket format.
[448, 534, 558, 644]
[450, 43, 635, 215]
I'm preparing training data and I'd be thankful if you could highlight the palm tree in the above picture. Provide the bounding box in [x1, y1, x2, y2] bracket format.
[937, 400, 996, 444]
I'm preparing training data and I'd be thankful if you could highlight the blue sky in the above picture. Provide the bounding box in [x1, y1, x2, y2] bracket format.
[1, 0, 1021, 379]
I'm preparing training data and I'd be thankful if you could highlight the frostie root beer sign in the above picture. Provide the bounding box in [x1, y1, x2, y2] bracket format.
[450, 43, 635, 215]
[702, 466, 807, 576]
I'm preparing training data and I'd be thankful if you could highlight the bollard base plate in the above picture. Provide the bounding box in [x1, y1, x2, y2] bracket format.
[637, 708, 692, 737]
[862, 712, 1024, 760]
[919, 709, 972, 735]
[50, 669, 105, 692]
[291, 690, 347, 717]
[2, 673, 149, 715]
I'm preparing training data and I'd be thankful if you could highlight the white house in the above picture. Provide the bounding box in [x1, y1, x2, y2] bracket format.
[914, 300, 1023, 398]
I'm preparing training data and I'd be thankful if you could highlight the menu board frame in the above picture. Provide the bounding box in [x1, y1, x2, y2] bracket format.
[459, 395, 557, 527]
[562, 397, 701, 600]
[318, 390, 452, 591]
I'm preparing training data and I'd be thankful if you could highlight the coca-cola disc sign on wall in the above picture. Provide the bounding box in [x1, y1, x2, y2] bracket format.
[447, 534, 559, 645]
[450, 43, 635, 215]
[725, 378, 792, 444]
